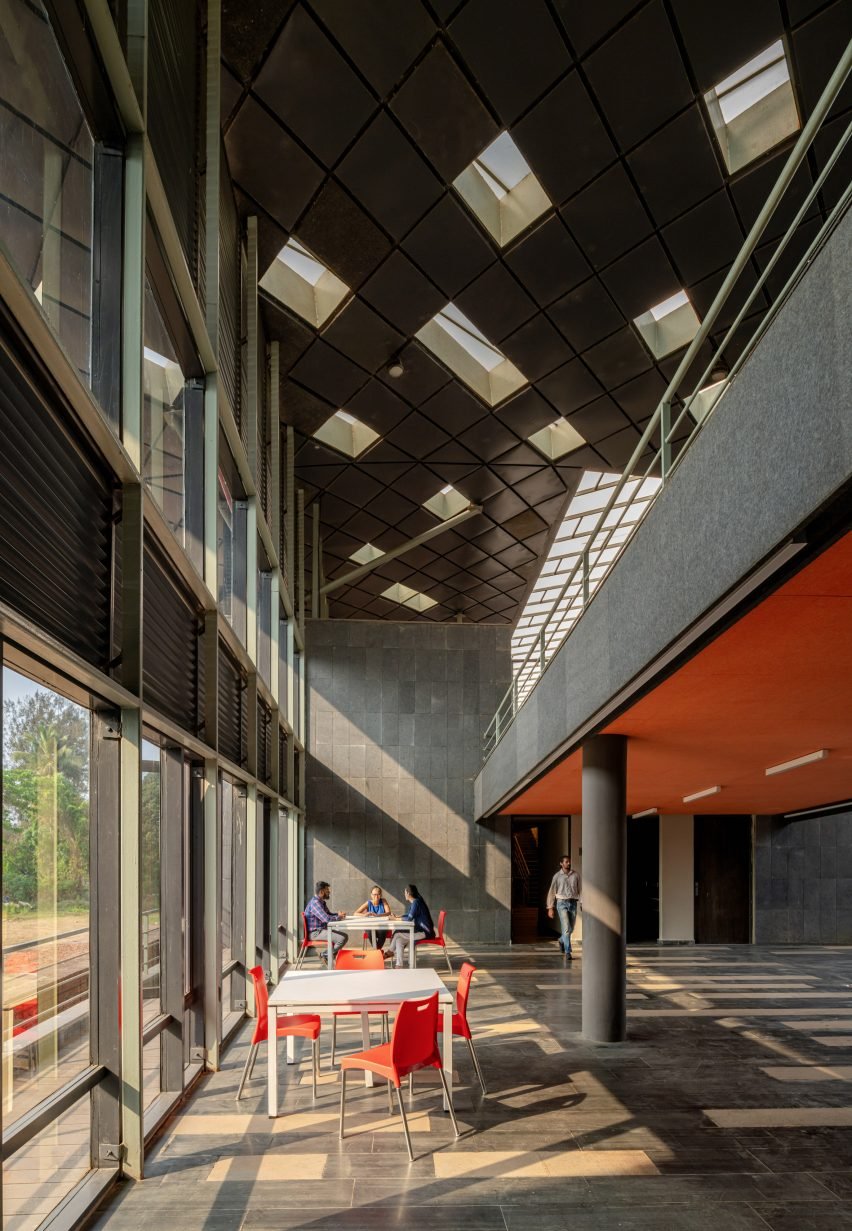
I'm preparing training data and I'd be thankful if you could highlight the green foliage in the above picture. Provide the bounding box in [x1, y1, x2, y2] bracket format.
[2, 687, 90, 911]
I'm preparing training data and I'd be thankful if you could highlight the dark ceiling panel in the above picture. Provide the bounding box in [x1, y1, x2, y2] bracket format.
[295, 179, 391, 289]
[224, 97, 324, 229]
[538, 358, 604, 415]
[290, 338, 367, 406]
[504, 215, 591, 307]
[337, 111, 443, 239]
[308, 0, 434, 96]
[347, 379, 410, 434]
[627, 106, 724, 228]
[561, 162, 653, 269]
[669, 0, 784, 93]
[377, 340, 449, 405]
[449, 0, 569, 124]
[420, 383, 487, 434]
[548, 277, 623, 351]
[387, 411, 450, 457]
[584, 2, 694, 151]
[582, 326, 653, 389]
[600, 235, 680, 320]
[495, 387, 558, 437]
[322, 297, 405, 373]
[402, 194, 495, 297]
[253, 8, 375, 166]
[501, 313, 574, 381]
[551, 0, 640, 58]
[455, 262, 538, 344]
[458, 417, 521, 463]
[222, 0, 295, 81]
[514, 72, 616, 204]
[662, 191, 746, 285]
[361, 250, 445, 336]
[390, 42, 499, 180]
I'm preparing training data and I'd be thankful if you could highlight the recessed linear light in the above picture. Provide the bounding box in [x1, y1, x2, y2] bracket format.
[634, 290, 701, 360]
[381, 582, 437, 612]
[423, 484, 471, 521]
[416, 303, 527, 407]
[349, 543, 384, 566]
[259, 237, 350, 328]
[766, 749, 829, 777]
[312, 409, 379, 459]
[704, 40, 799, 175]
[632, 807, 658, 819]
[454, 130, 551, 248]
[682, 785, 722, 803]
[528, 416, 586, 461]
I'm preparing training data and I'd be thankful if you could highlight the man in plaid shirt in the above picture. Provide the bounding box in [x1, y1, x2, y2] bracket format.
[305, 880, 347, 962]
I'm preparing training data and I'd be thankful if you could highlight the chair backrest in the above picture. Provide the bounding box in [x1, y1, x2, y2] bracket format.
[436, 909, 447, 940]
[391, 992, 439, 1071]
[301, 911, 310, 944]
[248, 965, 269, 1044]
[335, 948, 384, 970]
[456, 961, 476, 1019]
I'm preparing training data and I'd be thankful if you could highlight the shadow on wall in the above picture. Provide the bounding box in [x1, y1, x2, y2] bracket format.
[305, 620, 513, 945]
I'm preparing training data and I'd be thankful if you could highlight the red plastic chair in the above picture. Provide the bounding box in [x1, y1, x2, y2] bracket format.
[415, 909, 453, 973]
[295, 911, 327, 969]
[339, 992, 460, 1161]
[437, 961, 486, 1094]
[331, 948, 389, 1064]
[236, 966, 322, 1100]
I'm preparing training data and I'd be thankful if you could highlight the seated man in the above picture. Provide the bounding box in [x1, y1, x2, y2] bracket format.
[305, 880, 347, 963]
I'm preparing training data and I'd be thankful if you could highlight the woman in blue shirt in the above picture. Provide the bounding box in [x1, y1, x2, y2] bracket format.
[354, 885, 392, 952]
[391, 883, 434, 968]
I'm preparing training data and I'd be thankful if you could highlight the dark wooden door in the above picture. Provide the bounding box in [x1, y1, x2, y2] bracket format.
[694, 815, 752, 943]
[627, 817, 660, 942]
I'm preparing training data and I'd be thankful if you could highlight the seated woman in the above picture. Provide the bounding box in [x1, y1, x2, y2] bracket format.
[353, 884, 392, 953]
[390, 884, 434, 969]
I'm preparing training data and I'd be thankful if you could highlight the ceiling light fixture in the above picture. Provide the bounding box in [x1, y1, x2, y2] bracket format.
[387, 356, 404, 379]
[632, 807, 658, 819]
[682, 785, 722, 803]
[765, 749, 829, 777]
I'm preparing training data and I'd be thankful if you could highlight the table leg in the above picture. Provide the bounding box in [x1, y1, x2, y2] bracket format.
[327, 930, 333, 970]
[286, 1034, 295, 1064]
[409, 924, 415, 969]
[268, 1005, 278, 1117]
[441, 1003, 453, 1111]
[361, 1010, 374, 1088]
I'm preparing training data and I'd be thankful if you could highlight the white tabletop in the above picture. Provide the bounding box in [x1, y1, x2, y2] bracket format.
[269, 967, 451, 1009]
[333, 914, 407, 929]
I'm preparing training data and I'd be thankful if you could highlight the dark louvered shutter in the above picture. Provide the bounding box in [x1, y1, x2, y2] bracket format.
[0, 319, 114, 667]
[218, 640, 245, 767]
[148, 0, 200, 280]
[257, 699, 271, 785]
[142, 543, 202, 731]
[219, 162, 240, 417]
[278, 728, 287, 798]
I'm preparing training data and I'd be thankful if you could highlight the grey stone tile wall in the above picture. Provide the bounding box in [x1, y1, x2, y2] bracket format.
[754, 812, 852, 943]
[305, 618, 513, 944]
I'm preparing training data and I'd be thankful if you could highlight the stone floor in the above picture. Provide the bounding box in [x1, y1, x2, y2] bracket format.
[89, 943, 852, 1230]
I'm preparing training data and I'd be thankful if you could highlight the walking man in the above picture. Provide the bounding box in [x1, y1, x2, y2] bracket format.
[305, 880, 347, 963]
[546, 855, 581, 959]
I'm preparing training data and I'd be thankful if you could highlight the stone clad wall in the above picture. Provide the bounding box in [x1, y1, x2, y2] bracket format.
[754, 811, 852, 943]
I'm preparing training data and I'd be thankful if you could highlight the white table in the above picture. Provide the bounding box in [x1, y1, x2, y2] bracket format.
[267, 968, 454, 1116]
[327, 915, 416, 968]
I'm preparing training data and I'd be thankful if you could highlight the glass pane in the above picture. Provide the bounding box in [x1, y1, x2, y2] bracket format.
[217, 472, 234, 620]
[2, 668, 91, 1123]
[220, 777, 233, 969]
[0, 0, 94, 385]
[141, 739, 161, 1023]
[143, 282, 187, 545]
[142, 1031, 161, 1110]
[2, 1092, 92, 1229]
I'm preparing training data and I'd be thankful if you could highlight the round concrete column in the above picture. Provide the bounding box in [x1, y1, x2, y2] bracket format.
[581, 734, 628, 1042]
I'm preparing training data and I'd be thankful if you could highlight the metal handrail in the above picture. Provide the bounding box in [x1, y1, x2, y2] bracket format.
[484, 42, 852, 758]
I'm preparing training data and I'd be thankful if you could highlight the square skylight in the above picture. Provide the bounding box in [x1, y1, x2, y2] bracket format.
[704, 40, 799, 174]
[423, 484, 471, 521]
[349, 543, 384, 565]
[687, 378, 728, 425]
[381, 583, 437, 612]
[312, 410, 379, 458]
[528, 417, 586, 461]
[454, 131, 551, 247]
[415, 304, 528, 406]
[633, 290, 701, 359]
[259, 237, 350, 328]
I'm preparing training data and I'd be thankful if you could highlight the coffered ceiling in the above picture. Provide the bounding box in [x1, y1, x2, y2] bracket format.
[221, 0, 850, 623]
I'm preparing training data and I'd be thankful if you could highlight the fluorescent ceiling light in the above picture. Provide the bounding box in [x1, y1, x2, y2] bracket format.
[632, 808, 658, 819]
[349, 543, 384, 565]
[312, 410, 379, 458]
[454, 131, 551, 247]
[259, 237, 350, 328]
[634, 290, 700, 359]
[528, 416, 586, 461]
[704, 40, 799, 175]
[682, 785, 721, 803]
[423, 484, 470, 521]
[765, 749, 828, 777]
[416, 304, 527, 406]
[381, 582, 437, 612]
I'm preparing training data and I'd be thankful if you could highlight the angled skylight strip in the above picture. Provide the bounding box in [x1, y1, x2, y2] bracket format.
[511, 470, 662, 697]
[350, 543, 384, 565]
[259, 237, 350, 328]
[704, 40, 799, 174]
[454, 131, 551, 247]
[416, 304, 528, 406]
[312, 409, 379, 458]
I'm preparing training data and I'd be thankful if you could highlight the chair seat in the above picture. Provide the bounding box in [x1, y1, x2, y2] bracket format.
[340, 1040, 443, 1084]
[275, 1013, 321, 1040]
[415, 936, 443, 946]
[436, 1010, 470, 1039]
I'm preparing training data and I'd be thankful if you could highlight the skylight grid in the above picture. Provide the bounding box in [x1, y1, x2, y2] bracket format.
[416, 305, 528, 406]
[454, 130, 551, 247]
[476, 131, 531, 193]
[259, 237, 350, 328]
[634, 290, 700, 359]
[435, 305, 504, 371]
[312, 409, 379, 458]
[704, 40, 799, 174]
[279, 238, 326, 286]
[511, 471, 662, 676]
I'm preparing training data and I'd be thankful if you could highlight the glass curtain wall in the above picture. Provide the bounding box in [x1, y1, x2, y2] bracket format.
[220, 774, 246, 1032]
[0, 0, 94, 384]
